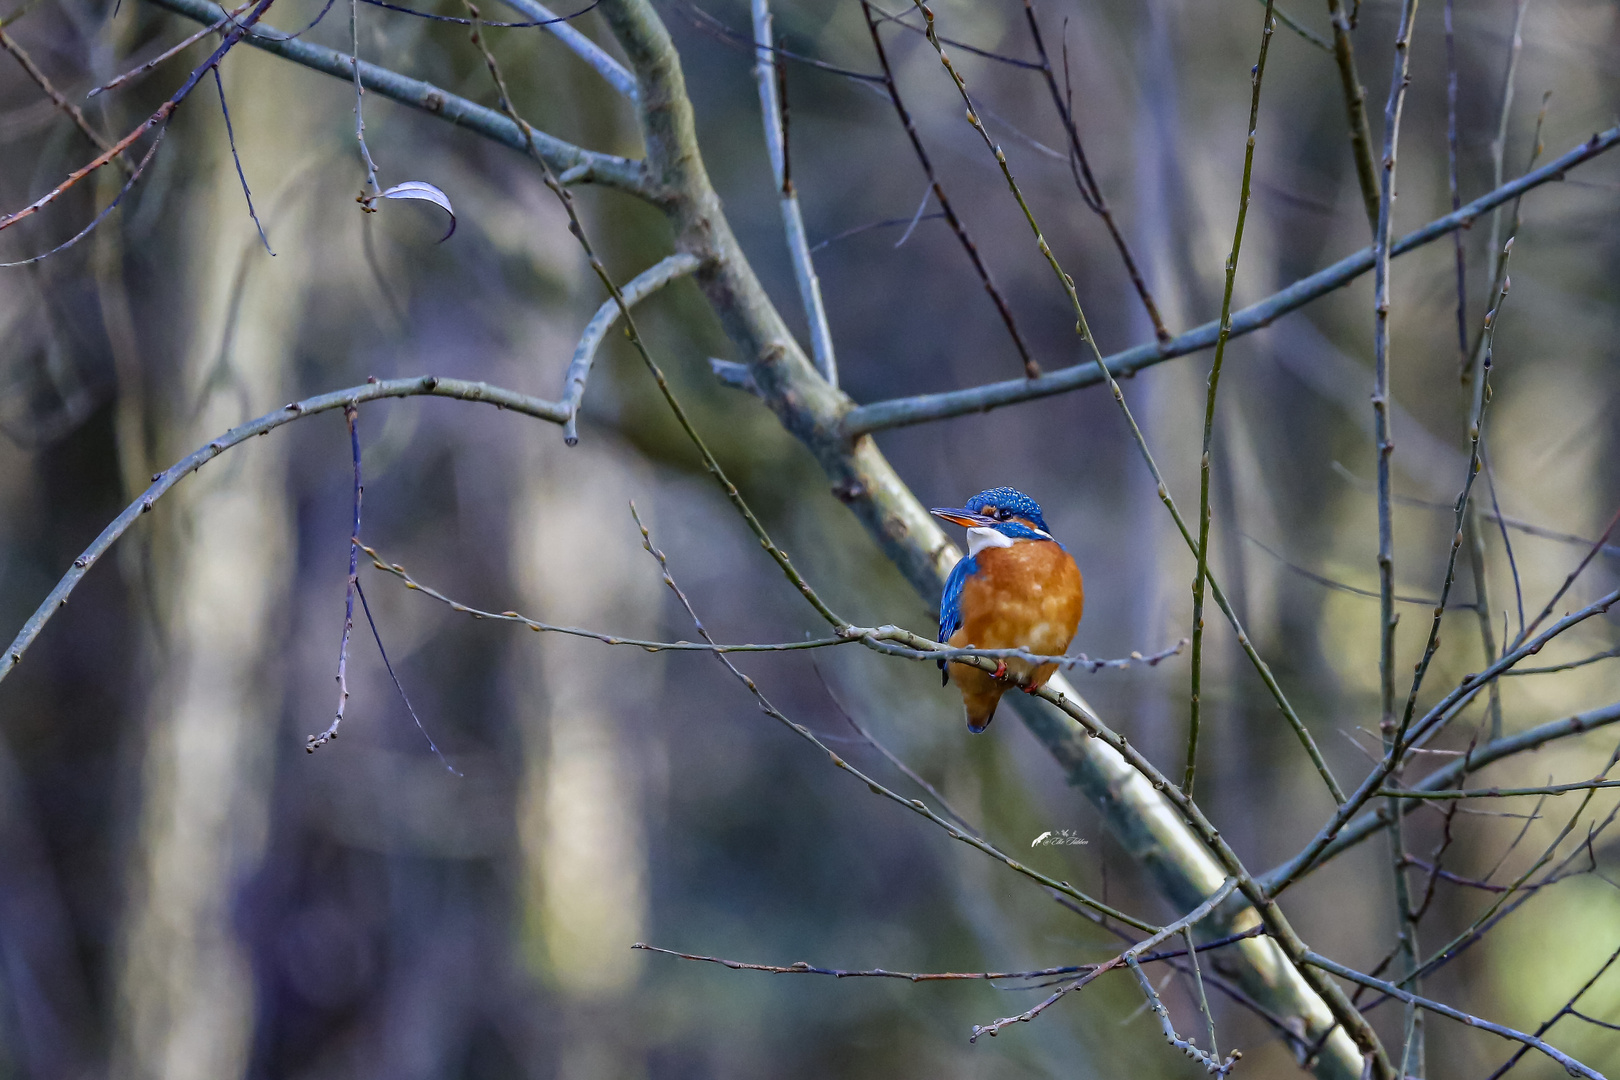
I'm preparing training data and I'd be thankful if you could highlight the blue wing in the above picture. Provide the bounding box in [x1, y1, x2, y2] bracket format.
[938, 554, 977, 683]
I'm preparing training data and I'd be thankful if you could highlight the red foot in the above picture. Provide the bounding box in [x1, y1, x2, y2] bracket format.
[991, 660, 1008, 680]
[1021, 682, 1041, 695]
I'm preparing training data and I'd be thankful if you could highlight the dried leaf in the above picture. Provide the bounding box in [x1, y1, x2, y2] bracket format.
[374, 181, 456, 242]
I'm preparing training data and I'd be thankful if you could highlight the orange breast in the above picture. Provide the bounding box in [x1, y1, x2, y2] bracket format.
[953, 540, 1084, 677]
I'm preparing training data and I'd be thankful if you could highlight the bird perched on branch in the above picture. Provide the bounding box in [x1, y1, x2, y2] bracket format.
[931, 488, 1083, 732]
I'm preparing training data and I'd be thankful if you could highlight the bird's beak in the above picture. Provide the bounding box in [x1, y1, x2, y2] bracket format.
[930, 507, 996, 528]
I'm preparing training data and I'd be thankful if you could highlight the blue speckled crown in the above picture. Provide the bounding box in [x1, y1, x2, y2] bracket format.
[964, 487, 1049, 533]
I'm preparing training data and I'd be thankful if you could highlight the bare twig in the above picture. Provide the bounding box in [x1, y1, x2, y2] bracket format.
[1324, 0, 1379, 231]
[1503, 645, 1620, 677]
[970, 879, 1240, 1044]
[859, 1, 1038, 378]
[496, 0, 636, 99]
[0, 127, 166, 268]
[1266, 701, 1620, 882]
[813, 667, 981, 838]
[1268, 586, 1620, 899]
[350, 0, 381, 194]
[1517, 503, 1620, 646]
[560, 252, 702, 443]
[1188, 0, 1275, 796]
[1485, 947, 1620, 1080]
[308, 405, 364, 751]
[353, 580, 459, 773]
[1242, 534, 1449, 607]
[0, 26, 135, 173]
[1022, 0, 1171, 343]
[0, 0, 279, 236]
[0, 375, 565, 686]
[212, 66, 274, 254]
[634, 923, 1263, 983]
[752, 0, 836, 385]
[86, 0, 256, 98]
[1303, 952, 1603, 1080]
[837, 124, 1620, 437]
[145, 0, 649, 195]
[1332, 462, 1620, 562]
[1378, 779, 1620, 800]
[1398, 253, 1513, 740]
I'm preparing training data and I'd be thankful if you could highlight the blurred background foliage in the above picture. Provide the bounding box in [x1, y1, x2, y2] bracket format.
[0, 0, 1617, 1075]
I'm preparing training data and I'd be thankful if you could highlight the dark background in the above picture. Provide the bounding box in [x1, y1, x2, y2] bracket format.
[0, 0, 1617, 1075]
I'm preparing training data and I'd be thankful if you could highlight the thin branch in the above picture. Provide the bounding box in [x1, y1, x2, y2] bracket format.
[1483, 453, 1527, 636]
[1259, 0, 1330, 52]
[357, 0, 600, 28]
[1302, 952, 1603, 1080]
[808, 207, 944, 252]
[1332, 461, 1620, 562]
[0, 127, 166, 268]
[352, 579, 459, 771]
[1188, 0, 1276, 797]
[1372, 0, 1421, 755]
[1126, 955, 1243, 1076]
[1402, 856, 1508, 893]
[1267, 586, 1620, 899]
[561, 251, 702, 443]
[497, 0, 636, 100]
[1378, 779, 1620, 800]
[752, 0, 836, 384]
[1517, 503, 1620, 646]
[837, 124, 1620, 437]
[859, 2, 1038, 378]
[1183, 926, 1222, 1066]
[87, 0, 257, 97]
[350, 0, 381, 194]
[1483, 1, 1530, 318]
[466, 4, 846, 632]
[212, 66, 274, 254]
[1268, 700, 1620, 883]
[634, 923, 1263, 983]
[1242, 534, 1449, 607]
[144, 0, 649, 196]
[1443, 0, 1465, 366]
[366, 546, 850, 653]
[0, 0, 279, 236]
[1483, 948, 1620, 1079]
[0, 375, 566, 686]
[0, 26, 136, 173]
[1324, 0, 1379, 231]
[668, 0, 884, 83]
[970, 879, 1240, 1044]
[367, 544, 1186, 676]
[813, 667, 982, 838]
[309, 405, 365, 750]
[1397, 253, 1513, 741]
[1022, 0, 1171, 343]
[865, 1, 1042, 70]
[1502, 645, 1620, 677]
[634, 943, 1097, 981]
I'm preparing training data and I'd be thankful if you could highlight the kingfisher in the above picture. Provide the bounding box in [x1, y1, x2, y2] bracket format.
[931, 487, 1084, 732]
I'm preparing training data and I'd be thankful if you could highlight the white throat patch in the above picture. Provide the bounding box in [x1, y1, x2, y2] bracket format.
[966, 527, 1016, 557]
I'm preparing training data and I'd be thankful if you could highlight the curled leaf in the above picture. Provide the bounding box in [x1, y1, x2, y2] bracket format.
[369, 181, 456, 242]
